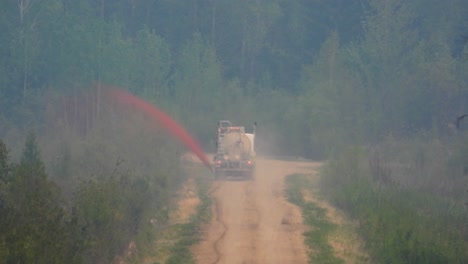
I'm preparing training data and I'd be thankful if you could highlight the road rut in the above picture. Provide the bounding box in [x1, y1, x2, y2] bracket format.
[192, 158, 321, 264]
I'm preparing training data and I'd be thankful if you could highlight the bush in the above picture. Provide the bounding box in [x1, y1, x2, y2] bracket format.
[320, 143, 468, 263]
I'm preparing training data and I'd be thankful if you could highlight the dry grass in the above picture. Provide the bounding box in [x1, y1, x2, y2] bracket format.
[301, 173, 370, 264]
[170, 177, 201, 224]
[142, 176, 200, 264]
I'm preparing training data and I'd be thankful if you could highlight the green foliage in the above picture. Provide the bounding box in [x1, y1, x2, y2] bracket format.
[1, 0, 468, 158]
[0, 111, 189, 263]
[294, 0, 466, 155]
[0, 135, 81, 264]
[320, 146, 468, 263]
[20, 133, 45, 173]
[74, 175, 152, 263]
[0, 139, 11, 260]
[0, 0, 468, 262]
[0, 139, 10, 182]
[132, 27, 172, 99]
[286, 174, 344, 264]
[450, 134, 468, 169]
[165, 168, 212, 264]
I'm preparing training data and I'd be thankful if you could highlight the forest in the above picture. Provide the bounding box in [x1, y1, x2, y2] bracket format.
[0, 0, 467, 263]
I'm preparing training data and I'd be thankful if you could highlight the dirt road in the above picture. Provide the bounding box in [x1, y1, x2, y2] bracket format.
[192, 158, 321, 264]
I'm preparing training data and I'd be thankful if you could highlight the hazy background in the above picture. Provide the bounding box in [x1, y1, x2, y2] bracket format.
[0, 0, 467, 263]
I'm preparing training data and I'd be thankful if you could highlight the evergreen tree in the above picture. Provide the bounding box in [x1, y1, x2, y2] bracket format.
[1, 134, 76, 263]
[20, 133, 45, 173]
[0, 139, 11, 262]
[0, 139, 10, 182]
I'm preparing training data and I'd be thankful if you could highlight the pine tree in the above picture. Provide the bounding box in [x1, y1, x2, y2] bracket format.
[1, 133, 75, 263]
[0, 139, 11, 262]
[0, 139, 10, 183]
[20, 133, 46, 175]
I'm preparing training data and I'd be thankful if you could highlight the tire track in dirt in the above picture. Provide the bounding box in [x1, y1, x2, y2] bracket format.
[192, 158, 319, 264]
[208, 180, 261, 264]
[208, 181, 226, 264]
[242, 181, 261, 261]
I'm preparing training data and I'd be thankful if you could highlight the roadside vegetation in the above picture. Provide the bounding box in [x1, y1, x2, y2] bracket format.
[0, 0, 467, 262]
[286, 174, 343, 264]
[320, 137, 468, 263]
[162, 166, 212, 264]
[0, 111, 188, 263]
[286, 173, 369, 264]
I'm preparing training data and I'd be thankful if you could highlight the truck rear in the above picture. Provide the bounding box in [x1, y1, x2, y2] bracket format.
[214, 120, 256, 179]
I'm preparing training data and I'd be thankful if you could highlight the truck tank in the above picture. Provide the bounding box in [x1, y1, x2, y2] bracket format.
[221, 131, 252, 160]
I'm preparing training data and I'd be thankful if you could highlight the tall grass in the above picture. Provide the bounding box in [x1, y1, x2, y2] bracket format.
[286, 174, 344, 264]
[320, 139, 468, 263]
[164, 167, 212, 264]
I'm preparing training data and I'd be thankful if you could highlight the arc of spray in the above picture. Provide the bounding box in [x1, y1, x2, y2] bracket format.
[108, 88, 213, 172]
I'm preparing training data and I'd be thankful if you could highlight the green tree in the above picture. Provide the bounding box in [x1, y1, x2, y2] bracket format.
[171, 33, 226, 143]
[20, 133, 45, 171]
[0, 139, 11, 261]
[0, 134, 76, 263]
[0, 139, 10, 182]
[131, 27, 172, 100]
